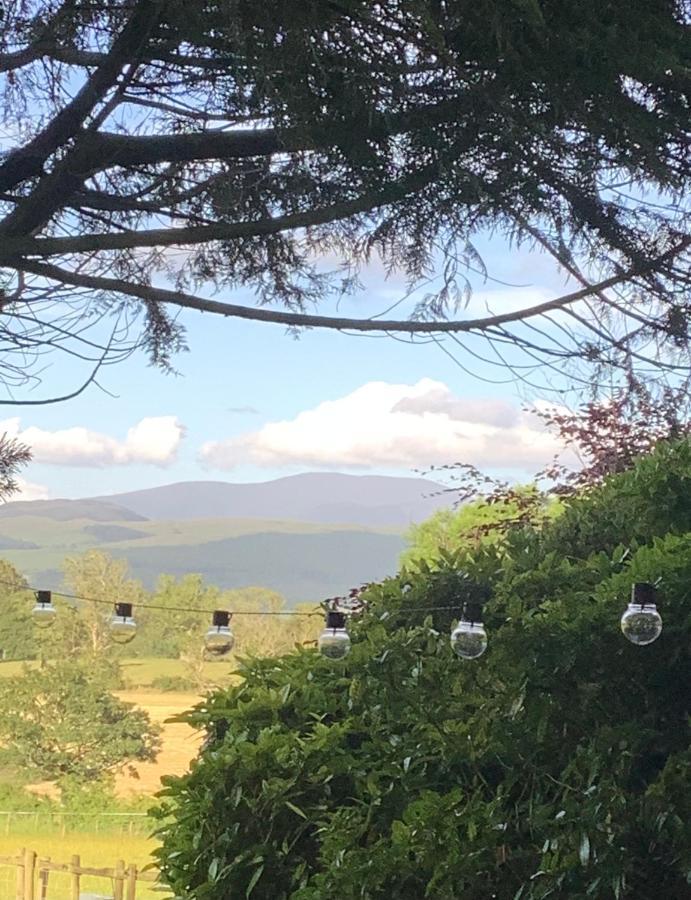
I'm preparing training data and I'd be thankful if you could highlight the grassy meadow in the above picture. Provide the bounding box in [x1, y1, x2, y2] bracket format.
[0, 833, 161, 898]
[0, 655, 235, 688]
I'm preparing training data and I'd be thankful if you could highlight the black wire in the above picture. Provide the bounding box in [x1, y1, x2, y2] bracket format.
[2, 579, 468, 619]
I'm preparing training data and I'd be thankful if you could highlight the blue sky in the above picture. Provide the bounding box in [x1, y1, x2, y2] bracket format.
[2, 236, 577, 500]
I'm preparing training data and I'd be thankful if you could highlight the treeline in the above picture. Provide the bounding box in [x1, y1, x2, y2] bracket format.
[0, 551, 319, 674]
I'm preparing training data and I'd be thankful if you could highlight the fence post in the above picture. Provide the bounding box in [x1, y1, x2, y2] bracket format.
[125, 863, 137, 900]
[22, 848, 35, 900]
[113, 859, 126, 900]
[70, 854, 80, 900]
[15, 847, 24, 900]
[38, 858, 49, 900]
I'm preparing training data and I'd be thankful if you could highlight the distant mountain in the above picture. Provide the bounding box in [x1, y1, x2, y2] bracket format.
[0, 498, 147, 522]
[0, 473, 452, 601]
[96, 473, 449, 526]
[0, 534, 39, 550]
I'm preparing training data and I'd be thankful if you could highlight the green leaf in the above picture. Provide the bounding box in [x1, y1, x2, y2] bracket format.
[246, 863, 264, 897]
[579, 833, 591, 866]
[284, 800, 308, 819]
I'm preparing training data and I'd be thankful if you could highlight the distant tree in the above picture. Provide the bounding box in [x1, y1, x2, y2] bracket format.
[0, 661, 161, 789]
[0, 1, 688, 403]
[0, 560, 32, 659]
[62, 550, 144, 655]
[138, 573, 233, 689]
[227, 587, 319, 659]
[144, 573, 219, 661]
[142, 577, 318, 683]
[401, 488, 560, 566]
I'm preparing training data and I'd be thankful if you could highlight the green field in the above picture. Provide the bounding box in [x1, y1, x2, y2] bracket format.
[0, 515, 404, 601]
[0, 513, 399, 550]
[0, 657, 235, 689]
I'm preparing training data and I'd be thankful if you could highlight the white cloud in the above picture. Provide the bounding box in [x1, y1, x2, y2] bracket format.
[13, 476, 51, 501]
[199, 379, 565, 472]
[0, 416, 185, 468]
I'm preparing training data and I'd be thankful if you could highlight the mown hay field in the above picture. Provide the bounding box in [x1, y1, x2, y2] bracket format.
[114, 690, 202, 797]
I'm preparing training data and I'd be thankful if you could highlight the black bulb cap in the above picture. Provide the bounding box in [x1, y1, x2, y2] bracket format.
[326, 610, 347, 629]
[212, 609, 230, 627]
[115, 602, 133, 618]
[463, 601, 484, 624]
[631, 582, 657, 607]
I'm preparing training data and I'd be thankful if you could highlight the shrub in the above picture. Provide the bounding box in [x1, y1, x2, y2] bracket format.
[150, 674, 195, 692]
[154, 443, 691, 899]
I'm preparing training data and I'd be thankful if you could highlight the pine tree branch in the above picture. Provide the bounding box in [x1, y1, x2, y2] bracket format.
[19, 243, 688, 336]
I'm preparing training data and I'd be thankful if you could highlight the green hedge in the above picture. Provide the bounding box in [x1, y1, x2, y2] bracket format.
[154, 441, 691, 899]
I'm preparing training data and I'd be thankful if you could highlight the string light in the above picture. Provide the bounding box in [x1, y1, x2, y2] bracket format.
[318, 610, 351, 660]
[450, 601, 488, 660]
[204, 610, 234, 657]
[1, 580, 321, 618]
[621, 582, 662, 646]
[31, 590, 56, 630]
[2, 577, 667, 658]
[109, 602, 137, 645]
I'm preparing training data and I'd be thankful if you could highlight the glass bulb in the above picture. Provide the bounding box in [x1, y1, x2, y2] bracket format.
[451, 619, 487, 659]
[109, 603, 137, 645]
[620, 603, 662, 646]
[31, 600, 56, 630]
[318, 627, 351, 660]
[204, 625, 234, 657]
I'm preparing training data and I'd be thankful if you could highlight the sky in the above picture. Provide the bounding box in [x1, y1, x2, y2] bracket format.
[1, 236, 580, 501]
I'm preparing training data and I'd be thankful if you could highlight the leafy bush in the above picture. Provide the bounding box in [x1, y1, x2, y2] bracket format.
[154, 442, 691, 899]
[0, 661, 161, 789]
[150, 674, 195, 692]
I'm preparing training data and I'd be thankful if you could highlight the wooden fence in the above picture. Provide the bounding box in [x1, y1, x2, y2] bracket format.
[0, 848, 160, 899]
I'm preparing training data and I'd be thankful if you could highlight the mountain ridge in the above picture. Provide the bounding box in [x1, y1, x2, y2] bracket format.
[97, 472, 449, 526]
[2, 472, 450, 527]
[0, 473, 451, 600]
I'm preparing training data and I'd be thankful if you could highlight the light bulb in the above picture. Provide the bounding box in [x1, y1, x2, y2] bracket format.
[109, 602, 137, 645]
[451, 619, 488, 659]
[31, 590, 56, 630]
[204, 610, 234, 657]
[318, 610, 351, 660]
[621, 583, 662, 646]
[450, 601, 487, 659]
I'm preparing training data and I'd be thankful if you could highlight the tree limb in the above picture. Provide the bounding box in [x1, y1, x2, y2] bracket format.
[0, 0, 164, 197]
[48, 98, 459, 173]
[6, 168, 437, 257]
[19, 245, 688, 336]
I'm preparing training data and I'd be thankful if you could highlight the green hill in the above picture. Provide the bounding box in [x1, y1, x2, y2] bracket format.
[0, 515, 405, 603]
[0, 473, 447, 600]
